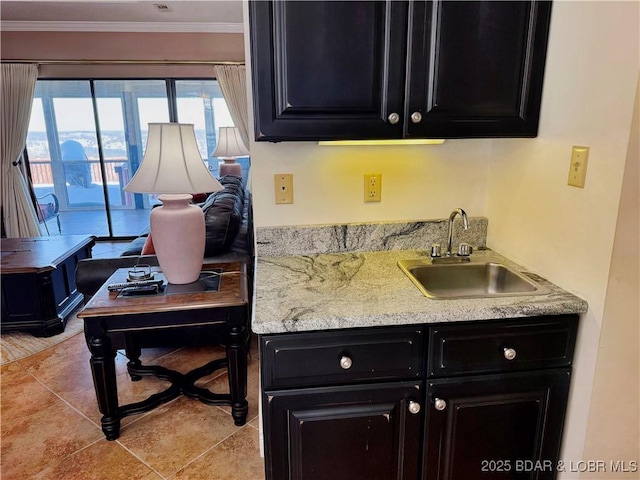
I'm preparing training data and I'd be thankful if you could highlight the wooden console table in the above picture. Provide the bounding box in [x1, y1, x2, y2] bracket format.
[78, 261, 250, 440]
[1, 235, 95, 337]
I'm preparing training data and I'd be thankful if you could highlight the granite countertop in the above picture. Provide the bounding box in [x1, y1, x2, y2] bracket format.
[252, 248, 588, 334]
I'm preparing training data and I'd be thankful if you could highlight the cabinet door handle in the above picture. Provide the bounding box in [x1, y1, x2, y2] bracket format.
[408, 401, 421, 414]
[410, 111, 422, 123]
[387, 113, 400, 124]
[434, 398, 447, 411]
[503, 347, 517, 361]
[339, 356, 353, 370]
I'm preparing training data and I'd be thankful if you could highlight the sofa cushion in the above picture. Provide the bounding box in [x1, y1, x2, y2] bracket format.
[202, 175, 245, 256]
[120, 236, 147, 256]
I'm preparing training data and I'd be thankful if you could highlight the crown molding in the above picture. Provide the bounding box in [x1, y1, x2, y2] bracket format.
[0, 20, 243, 33]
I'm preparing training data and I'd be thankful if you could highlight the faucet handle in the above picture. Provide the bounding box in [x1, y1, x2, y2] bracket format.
[430, 243, 442, 258]
[457, 243, 473, 256]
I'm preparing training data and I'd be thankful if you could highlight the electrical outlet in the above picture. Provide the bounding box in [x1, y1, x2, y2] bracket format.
[364, 173, 382, 202]
[568, 146, 589, 188]
[274, 174, 294, 204]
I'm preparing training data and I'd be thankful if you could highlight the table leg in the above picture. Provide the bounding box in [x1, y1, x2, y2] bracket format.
[88, 335, 121, 440]
[227, 325, 249, 426]
[125, 332, 143, 381]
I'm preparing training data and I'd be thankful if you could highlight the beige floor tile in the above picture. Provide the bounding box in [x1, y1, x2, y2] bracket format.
[116, 396, 243, 478]
[32, 440, 162, 480]
[151, 345, 227, 377]
[172, 425, 265, 480]
[18, 332, 100, 395]
[2, 332, 263, 479]
[1, 362, 59, 420]
[249, 416, 261, 430]
[1, 380, 103, 479]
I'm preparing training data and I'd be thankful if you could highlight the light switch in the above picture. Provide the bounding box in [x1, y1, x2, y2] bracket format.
[568, 146, 589, 188]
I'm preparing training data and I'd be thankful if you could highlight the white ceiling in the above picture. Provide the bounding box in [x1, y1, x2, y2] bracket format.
[0, 0, 244, 32]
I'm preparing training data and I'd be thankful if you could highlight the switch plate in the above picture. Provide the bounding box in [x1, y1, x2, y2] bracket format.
[274, 174, 294, 204]
[568, 146, 589, 188]
[364, 173, 382, 202]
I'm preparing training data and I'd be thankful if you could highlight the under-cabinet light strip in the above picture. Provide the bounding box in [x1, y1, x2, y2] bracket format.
[318, 139, 445, 146]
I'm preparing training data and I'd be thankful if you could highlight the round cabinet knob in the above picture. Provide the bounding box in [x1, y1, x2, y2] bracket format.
[434, 398, 447, 411]
[503, 347, 517, 361]
[410, 111, 422, 123]
[340, 356, 353, 370]
[408, 401, 421, 414]
[387, 113, 400, 124]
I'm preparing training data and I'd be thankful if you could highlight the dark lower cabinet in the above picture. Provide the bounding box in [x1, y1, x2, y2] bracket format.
[264, 383, 422, 480]
[1, 236, 94, 337]
[260, 316, 578, 480]
[424, 370, 571, 480]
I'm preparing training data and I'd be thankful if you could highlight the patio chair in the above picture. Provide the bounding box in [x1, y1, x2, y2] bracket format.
[37, 192, 61, 234]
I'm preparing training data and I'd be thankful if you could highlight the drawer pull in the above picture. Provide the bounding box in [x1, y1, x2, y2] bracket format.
[339, 356, 353, 370]
[410, 111, 422, 123]
[503, 347, 517, 361]
[408, 401, 421, 414]
[434, 398, 447, 411]
[387, 113, 400, 124]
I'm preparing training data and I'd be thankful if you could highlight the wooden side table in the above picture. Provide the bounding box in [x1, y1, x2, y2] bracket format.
[1, 235, 95, 336]
[78, 261, 249, 440]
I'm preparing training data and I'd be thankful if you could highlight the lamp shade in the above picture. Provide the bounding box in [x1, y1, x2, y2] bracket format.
[210, 126, 249, 158]
[125, 123, 223, 194]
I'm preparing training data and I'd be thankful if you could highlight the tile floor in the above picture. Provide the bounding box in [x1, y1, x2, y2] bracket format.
[1, 241, 266, 480]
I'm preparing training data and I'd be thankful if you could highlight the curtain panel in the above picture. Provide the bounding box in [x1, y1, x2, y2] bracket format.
[1, 63, 41, 238]
[214, 65, 250, 151]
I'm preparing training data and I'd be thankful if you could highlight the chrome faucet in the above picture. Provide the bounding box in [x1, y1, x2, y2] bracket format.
[446, 208, 469, 257]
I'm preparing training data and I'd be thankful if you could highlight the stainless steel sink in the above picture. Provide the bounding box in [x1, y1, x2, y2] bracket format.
[398, 258, 549, 299]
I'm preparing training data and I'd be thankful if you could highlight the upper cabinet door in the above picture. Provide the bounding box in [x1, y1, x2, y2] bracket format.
[249, 1, 409, 141]
[406, 1, 553, 138]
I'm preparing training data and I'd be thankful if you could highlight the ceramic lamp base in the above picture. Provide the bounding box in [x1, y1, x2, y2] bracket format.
[219, 158, 242, 177]
[150, 194, 205, 284]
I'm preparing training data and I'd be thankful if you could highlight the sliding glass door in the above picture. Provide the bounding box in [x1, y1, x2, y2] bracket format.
[28, 81, 110, 235]
[25, 79, 236, 239]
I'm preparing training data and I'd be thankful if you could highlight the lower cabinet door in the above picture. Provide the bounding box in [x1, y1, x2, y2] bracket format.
[264, 382, 423, 480]
[424, 369, 571, 480]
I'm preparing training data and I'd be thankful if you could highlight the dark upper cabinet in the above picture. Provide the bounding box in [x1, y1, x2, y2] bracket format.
[249, 0, 552, 141]
[249, 1, 408, 141]
[406, 1, 553, 138]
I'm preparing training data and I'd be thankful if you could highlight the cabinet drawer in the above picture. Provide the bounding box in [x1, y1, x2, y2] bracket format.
[428, 315, 578, 377]
[261, 327, 423, 389]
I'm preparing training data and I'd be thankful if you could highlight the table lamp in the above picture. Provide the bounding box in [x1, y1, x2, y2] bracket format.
[210, 126, 249, 177]
[124, 123, 223, 284]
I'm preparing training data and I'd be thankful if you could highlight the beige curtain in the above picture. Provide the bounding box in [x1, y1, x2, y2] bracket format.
[215, 65, 250, 151]
[1, 63, 41, 238]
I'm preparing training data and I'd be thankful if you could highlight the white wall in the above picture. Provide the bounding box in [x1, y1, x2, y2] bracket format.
[244, 0, 639, 472]
[485, 2, 639, 477]
[250, 140, 491, 226]
[581, 75, 639, 480]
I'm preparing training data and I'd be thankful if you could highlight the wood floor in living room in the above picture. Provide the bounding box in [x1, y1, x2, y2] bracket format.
[1, 241, 265, 480]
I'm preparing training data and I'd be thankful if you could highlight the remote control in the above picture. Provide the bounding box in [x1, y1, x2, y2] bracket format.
[107, 279, 164, 291]
[119, 285, 161, 296]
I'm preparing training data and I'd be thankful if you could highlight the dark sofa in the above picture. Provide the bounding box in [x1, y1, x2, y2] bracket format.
[75, 175, 254, 348]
